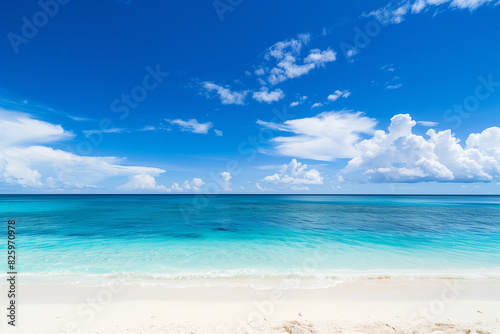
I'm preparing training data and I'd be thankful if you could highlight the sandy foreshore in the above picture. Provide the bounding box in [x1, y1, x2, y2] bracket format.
[1, 279, 500, 333]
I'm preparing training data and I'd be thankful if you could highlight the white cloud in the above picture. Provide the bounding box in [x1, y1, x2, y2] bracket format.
[166, 119, 212, 134]
[252, 87, 285, 103]
[118, 174, 167, 191]
[386, 83, 403, 90]
[83, 128, 125, 137]
[176, 178, 205, 192]
[258, 111, 377, 161]
[268, 60, 315, 85]
[311, 103, 323, 109]
[139, 126, 156, 131]
[68, 115, 91, 122]
[122, 177, 206, 193]
[265, 33, 310, 60]
[202, 82, 248, 105]
[0, 108, 165, 190]
[220, 171, 232, 191]
[3, 145, 164, 190]
[303, 48, 336, 65]
[170, 182, 183, 192]
[214, 129, 223, 136]
[346, 48, 358, 61]
[367, 0, 495, 24]
[0, 109, 73, 147]
[290, 96, 307, 107]
[262, 159, 324, 186]
[255, 68, 265, 76]
[327, 90, 351, 102]
[189, 178, 205, 191]
[343, 114, 500, 183]
[262, 33, 337, 85]
[417, 121, 438, 127]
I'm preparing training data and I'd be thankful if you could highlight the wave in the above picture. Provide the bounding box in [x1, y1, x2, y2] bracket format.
[5, 268, 500, 289]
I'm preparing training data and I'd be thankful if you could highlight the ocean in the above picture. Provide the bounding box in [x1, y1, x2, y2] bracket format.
[1, 195, 499, 289]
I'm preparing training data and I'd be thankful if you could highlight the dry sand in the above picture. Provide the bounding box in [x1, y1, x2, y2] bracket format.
[1, 279, 500, 333]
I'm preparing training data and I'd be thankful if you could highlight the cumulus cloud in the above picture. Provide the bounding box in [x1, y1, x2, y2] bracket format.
[311, 103, 323, 109]
[118, 174, 167, 191]
[221, 171, 232, 191]
[257, 111, 377, 161]
[0, 108, 165, 190]
[367, 0, 495, 25]
[252, 87, 285, 103]
[202, 82, 248, 105]
[214, 129, 223, 136]
[166, 118, 212, 134]
[303, 48, 336, 65]
[262, 159, 324, 186]
[259, 33, 337, 85]
[343, 114, 500, 183]
[327, 90, 351, 102]
[171, 178, 205, 192]
[184, 178, 205, 191]
[119, 176, 206, 193]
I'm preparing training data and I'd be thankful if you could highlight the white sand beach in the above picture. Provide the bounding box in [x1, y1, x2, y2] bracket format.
[2, 279, 500, 333]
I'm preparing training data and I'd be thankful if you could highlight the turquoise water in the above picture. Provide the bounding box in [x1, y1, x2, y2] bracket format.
[1, 195, 499, 288]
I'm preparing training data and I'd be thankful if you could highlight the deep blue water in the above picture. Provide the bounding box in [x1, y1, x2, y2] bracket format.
[1, 195, 499, 288]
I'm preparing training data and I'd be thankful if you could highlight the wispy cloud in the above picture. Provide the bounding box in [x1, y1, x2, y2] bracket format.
[256, 33, 337, 85]
[68, 115, 92, 122]
[258, 111, 377, 161]
[202, 81, 248, 105]
[289, 96, 307, 107]
[366, 0, 496, 25]
[327, 89, 351, 102]
[386, 83, 402, 90]
[83, 128, 125, 137]
[138, 125, 156, 131]
[417, 120, 438, 127]
[166, 118, 213, 134]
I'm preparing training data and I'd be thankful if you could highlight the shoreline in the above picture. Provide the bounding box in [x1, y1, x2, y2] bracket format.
[2, 278, 499, 333]
[5, 270, 500, 290]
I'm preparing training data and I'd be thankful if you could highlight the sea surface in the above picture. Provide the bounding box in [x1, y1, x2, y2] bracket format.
[1, 195, 499, 289]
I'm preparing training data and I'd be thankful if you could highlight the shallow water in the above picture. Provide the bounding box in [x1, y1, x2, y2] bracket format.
[1, 195, 499, 288]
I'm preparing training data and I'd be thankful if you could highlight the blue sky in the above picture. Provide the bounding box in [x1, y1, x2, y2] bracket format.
[1, 0, 500, 194]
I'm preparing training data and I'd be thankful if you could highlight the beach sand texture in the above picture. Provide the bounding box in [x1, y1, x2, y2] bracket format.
[2, 279, 499, 333]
